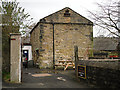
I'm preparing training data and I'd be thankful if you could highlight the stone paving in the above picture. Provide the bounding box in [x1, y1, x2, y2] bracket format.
[2, 67, 97, 88]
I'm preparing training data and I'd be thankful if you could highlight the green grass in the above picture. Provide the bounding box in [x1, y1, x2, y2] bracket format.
[2, 71, 10, 82]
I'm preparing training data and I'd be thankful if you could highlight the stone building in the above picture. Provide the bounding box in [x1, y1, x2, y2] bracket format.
[30, 7, 93, 69]
[93, 37, 119, 58]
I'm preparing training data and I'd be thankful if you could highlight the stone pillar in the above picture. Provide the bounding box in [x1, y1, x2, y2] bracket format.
[10, 33, 21, 83]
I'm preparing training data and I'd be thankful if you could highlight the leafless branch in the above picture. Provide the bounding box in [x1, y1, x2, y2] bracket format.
[88, 0, 120, 37]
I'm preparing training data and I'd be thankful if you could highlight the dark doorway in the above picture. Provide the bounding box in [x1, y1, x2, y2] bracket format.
[23, 50, 29, 61]
[23, 50, 29, 68]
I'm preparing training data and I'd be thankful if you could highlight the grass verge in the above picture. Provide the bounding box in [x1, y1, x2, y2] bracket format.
[2, 71, 10, 82]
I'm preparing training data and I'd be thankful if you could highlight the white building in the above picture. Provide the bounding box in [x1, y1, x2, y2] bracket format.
[22, 37, 33, 67]
[22, 44, 32, 61]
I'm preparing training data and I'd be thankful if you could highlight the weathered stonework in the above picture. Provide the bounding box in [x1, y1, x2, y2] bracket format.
[10, 33, 21, 83]
[30, 7, 93, 69]
[76, 59, 120, 88]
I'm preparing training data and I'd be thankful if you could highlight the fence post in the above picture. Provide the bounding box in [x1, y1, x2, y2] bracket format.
[74, 45, 78, 74]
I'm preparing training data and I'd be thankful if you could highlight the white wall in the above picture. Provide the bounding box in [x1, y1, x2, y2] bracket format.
[22, 45, 32, 61]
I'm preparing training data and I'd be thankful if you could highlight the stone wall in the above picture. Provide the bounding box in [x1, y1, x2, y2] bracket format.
[30, 7, 93, 69]
[30, 24, 40, 65]
[30, 23, 53, 68]
[44, 7, 92, 24]
[38, 23, 53, 68]
[54, 24, 92, 63]
[76, 60, 120, 88]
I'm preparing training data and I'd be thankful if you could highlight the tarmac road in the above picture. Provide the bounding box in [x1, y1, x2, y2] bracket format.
[2, 67, 97, 88]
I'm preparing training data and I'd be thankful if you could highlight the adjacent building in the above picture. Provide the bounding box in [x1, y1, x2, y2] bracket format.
[30, 7, 93, 69]
[93, 37, 119, 58]
[22, 37, 32, 61]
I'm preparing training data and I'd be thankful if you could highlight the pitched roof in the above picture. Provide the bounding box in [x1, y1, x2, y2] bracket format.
[93, 37, 119, 51]
[30, 7, 93, 34]
[40, 7, 92, 23]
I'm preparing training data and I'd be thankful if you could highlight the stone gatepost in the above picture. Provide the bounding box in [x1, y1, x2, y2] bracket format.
[10, 33, 21, 83]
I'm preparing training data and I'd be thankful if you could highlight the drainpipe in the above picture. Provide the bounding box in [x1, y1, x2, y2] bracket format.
[52, 22, 55, 69]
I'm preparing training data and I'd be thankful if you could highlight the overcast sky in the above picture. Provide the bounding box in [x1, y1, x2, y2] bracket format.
[16, 0, 105, 22]
[9, 0, 114, 36]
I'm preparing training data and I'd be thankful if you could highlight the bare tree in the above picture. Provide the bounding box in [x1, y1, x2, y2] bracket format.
[89, 0, 120, 37]
[88, 0, 120, 57]
[24, 23, 36, 37]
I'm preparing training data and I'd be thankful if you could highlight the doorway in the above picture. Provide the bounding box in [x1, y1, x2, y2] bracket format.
[23, 50, 29, 61]
[23, 50, 29, 68]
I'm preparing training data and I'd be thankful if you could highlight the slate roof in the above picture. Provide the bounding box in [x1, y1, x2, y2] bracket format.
[93, 37, 119, 51]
